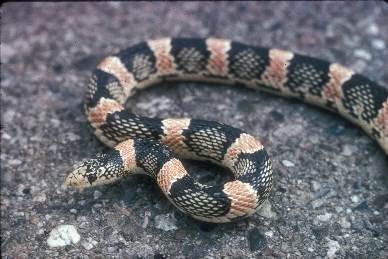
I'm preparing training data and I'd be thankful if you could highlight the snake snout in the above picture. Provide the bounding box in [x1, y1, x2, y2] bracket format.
[64, 167, 89, 187]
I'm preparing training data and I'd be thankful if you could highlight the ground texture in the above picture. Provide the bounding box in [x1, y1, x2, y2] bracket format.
[1, 2, 387, 258]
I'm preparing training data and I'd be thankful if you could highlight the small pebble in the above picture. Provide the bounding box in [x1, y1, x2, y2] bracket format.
[2, 132, 11, 140]
[367, 23, 379, 35]
[77, 216, 87, 222]
[326, 239, 341, 259]
[350, 195, 359, 203]
[341, 144, 355, 156]
[371, 39, 385, 50]
[354, 49, 372, 60]
[8, 159, 22, 166]
[82, 242, 94, 250]
[67, 132, 81, 142]
[107, 246, 118, 253]
[1, 44, 17, 62]
[142, 211, 151, 229]
[47, 225, 81, 248]
[257, 201, 276, 219]
[50, 118, 61, 127]
[282, 160, 295, 167]
[335, 207, 344, 213]
[30, 217, 39, 225]
[154, 214, 178, 231]
[311, 181, 321, 192]
[317, 213, 332, 222]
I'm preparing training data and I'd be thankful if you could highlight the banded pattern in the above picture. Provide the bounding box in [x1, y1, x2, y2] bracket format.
[65, 38, 388, 223]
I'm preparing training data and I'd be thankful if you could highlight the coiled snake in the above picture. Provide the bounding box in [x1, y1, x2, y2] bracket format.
[65, 38, 388, 223]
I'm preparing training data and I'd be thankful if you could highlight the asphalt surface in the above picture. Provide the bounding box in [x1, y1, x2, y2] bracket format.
[1, 2, 387, 258]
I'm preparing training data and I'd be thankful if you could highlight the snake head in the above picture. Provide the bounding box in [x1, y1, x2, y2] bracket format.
[65, 150, 125, 188]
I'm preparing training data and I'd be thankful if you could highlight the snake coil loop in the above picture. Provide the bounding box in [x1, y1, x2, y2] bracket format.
[65, 38, 388, 223]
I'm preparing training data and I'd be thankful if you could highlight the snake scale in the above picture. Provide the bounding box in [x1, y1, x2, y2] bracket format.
[65, 38, 388, 223]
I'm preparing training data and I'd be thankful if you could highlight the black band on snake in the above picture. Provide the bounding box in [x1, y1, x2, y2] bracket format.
[65, 38, 388, 223]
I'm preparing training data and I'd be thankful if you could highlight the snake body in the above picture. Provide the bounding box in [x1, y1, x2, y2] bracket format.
[65, 38, 388, 223]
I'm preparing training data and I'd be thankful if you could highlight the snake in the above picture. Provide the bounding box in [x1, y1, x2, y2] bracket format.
[65, 38, 388, 223]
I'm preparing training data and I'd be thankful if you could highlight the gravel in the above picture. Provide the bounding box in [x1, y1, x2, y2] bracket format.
[1, 2, 387, 258]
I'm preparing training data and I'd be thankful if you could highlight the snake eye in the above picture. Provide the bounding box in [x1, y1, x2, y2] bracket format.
[87, 174, 98, 184]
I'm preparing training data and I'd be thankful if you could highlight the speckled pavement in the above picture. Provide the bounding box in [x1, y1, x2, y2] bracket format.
[1, 2, 387, 258]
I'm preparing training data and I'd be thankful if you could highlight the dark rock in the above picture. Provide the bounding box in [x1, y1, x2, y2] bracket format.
[248, 228, 268, 252]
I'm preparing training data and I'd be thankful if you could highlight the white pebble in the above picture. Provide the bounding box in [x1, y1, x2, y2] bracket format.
[326, 239, 341, 259]
[341, 144, 355, 156]
[14, 211, 25, 217]
[67, 132, 81, 142]
[16, 184, 27, 196]
[371, 39, 385, 50]
[311, 180, 321, 192]
[282, 160, 295, 167]
[1, 44, 17, 62]
[47, 225, 81, 248]
[317, 213, 332, 222]
[142, 211, 151, 229]
[264, 231, 273, 238]
[154, 213, 178, 231]
[77, 216, 87, 222]
[50, 118, 61, 127]
[8, 159, 22, 166]
[354, 49, 372, 60]
[335, 207, 344, 213]
[82, 242, 94, 250]
[257, 201, 276, 219]
[350, 195, 359, 203]
[2, 132, 11, 140]
[367, 23, 379, 35]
